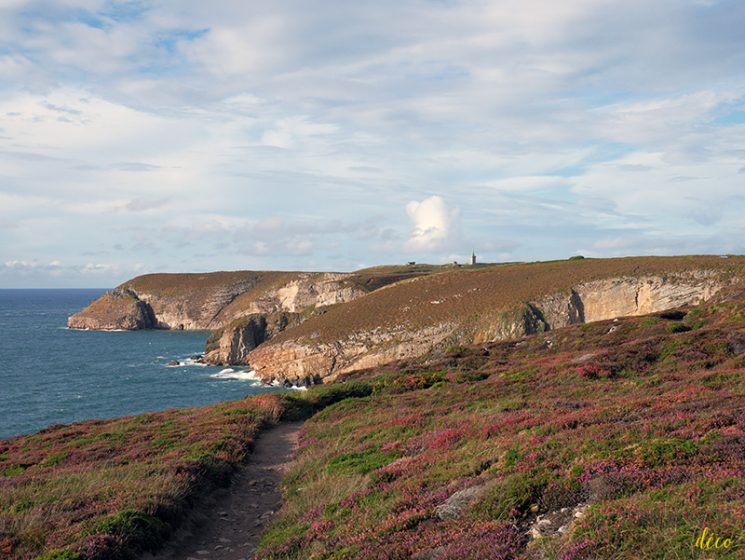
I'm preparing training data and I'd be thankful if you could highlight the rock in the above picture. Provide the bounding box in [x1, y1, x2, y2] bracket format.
[434, 484, 487, 520]
[412, 547, 447, 560]
[202, 312, 305, 366]
[68, 271, 377, 332]
[571, 353, 596, 364]
[67, 288, 155, 330]
[167, 359, 180, 367]
[249, 271, 730, 384]
[730, 340, 745, 356]
[528, 503, 588, 540]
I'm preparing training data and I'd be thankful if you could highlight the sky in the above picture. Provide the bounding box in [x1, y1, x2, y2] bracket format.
[0, 0, 744, 287]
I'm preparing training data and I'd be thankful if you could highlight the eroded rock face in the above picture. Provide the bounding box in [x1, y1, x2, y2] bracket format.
[69, 272, 369, 331]
[248, 272, 729, 383]
[533, 271, 722, 329]
[203, 312, 304, 365]
[67, 289, 155, 330]
[248, 323, 456, 384]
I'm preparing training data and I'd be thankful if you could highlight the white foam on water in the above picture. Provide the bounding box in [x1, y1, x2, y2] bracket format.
[165, 356, 209, 368]
[270, 379, 308, 390]
[209, 368, 263, 382]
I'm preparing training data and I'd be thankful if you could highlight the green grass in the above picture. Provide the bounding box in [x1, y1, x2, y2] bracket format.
[0, 384, 374, 560]
[256, 291, 745, 560]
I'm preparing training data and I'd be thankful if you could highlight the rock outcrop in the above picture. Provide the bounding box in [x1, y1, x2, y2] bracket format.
[68, 257, 745, 386]
[248, 269, 736, 384]
[68, 288, 155, 330]
[68, 271, 378, 331]
[203, 312, 304, 365]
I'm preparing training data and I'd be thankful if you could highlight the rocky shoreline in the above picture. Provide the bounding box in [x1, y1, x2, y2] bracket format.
[68, 257, 744, 387]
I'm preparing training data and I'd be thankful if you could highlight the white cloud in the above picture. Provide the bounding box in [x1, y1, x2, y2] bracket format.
[405, 195, 460, 252]
[1, 0, 745, 285]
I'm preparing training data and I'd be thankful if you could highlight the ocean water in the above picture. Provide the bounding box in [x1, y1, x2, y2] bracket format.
[0, 289, 286, 439]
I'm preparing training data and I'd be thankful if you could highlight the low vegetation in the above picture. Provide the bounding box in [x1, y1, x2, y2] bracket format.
[5, 274, 744, 560]
[0, 385, 372, 560]
[267, 255, 745, 345]
[257, 289, 745, 559]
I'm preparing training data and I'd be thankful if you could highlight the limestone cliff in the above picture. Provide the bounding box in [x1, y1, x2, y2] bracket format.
[68, 257, 744, 386]
[69, 271, 380, 331]
[67, 288, 155, 330]
[248, 266, 739, 384]
[203, 312, 305, 365]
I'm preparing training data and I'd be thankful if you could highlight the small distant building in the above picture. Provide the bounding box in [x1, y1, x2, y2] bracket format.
[407, 261, 416, 266]
[469, 252, 477, 266]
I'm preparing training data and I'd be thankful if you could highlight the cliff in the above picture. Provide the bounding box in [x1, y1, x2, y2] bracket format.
[65, 288, 156, 330]
[247, 256, 744, 384]
[203, 311, 305, 366]
[256, 286, 745, 560]
[68, 257, 744, 384]
[68, 267, 437, 332]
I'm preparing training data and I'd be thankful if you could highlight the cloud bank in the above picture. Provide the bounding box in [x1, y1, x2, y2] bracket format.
[0, 0, 744, 286]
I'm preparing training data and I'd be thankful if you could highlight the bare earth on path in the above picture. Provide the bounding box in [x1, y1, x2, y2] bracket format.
[145, 421, 302, 560]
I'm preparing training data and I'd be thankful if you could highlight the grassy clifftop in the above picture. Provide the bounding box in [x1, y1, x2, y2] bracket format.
[257, 288, 745, 559]
[121, 266, 443, 298]
[71, 267, 442, 331]
[121, 270, 291, 295]
[267, 256, 745, 345]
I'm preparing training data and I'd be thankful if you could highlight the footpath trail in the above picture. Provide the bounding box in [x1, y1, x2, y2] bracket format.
[146, 421, 302, 560]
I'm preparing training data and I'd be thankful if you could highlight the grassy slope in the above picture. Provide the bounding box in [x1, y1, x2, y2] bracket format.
[122, 271, 291, 297]
[117, 267, 441, 328]
[121, 267, 444, 301]
[267, 256, 745, 345]
[0, 386, 373, 560]
[257, 290, 745, 559]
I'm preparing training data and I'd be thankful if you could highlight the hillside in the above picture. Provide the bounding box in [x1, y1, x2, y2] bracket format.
[67, 266, 441, 332]
[6, 281, 742, 559]
[256, 286, 745, 559]
[248, 256, 745, 383]
[0, 385, 371, 560]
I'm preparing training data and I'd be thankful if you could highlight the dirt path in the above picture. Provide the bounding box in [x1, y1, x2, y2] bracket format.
[145, 421, 302, 560]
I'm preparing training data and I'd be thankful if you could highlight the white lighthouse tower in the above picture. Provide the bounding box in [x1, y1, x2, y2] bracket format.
[469, 252, 477, 266]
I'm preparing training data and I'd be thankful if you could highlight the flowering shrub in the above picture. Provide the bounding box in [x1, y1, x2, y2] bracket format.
[259, 295, 745, 559]
[0, 384, 378, 560]
[575, 364, 612, 379]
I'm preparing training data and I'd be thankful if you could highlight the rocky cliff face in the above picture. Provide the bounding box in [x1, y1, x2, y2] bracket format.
[248, 271, 731, 384]
[68, 271, 370, 331]
[67, 289, 155, 330]
[203, 312, 305, 365]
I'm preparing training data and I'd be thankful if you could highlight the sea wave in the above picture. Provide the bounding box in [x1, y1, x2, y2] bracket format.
[165, 356, 208, 368]
[67, 327, 129, 332]
[209, 368, 263, 382]
[270, 379, 308, 391]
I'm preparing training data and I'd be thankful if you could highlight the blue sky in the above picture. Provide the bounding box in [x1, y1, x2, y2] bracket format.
[1, 0, 744, 287]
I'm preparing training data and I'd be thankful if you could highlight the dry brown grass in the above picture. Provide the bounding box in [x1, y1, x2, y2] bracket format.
[268, 256, 745, 344]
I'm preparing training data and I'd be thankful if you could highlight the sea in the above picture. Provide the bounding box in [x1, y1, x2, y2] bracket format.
[0, 289, 287, 440]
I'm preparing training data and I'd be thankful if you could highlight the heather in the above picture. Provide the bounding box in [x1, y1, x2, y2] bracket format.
[258, 290, 745, 559]
[0, 384, 371, 560]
